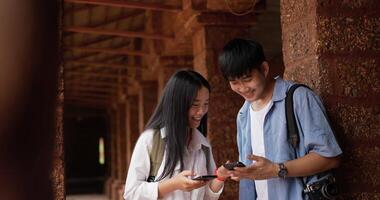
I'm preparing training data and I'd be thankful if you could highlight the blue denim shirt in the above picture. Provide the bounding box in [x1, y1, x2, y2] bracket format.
[237, 78, 342, 200]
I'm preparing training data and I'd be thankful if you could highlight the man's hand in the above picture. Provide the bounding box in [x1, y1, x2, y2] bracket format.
[229, 154, 278, 181]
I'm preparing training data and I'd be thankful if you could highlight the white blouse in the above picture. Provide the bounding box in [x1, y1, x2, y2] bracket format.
[123, 128, 223, 200]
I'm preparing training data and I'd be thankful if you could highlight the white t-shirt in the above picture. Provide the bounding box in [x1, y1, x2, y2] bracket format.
[250, 101, 272, 200]
[123, 128, 223, 200]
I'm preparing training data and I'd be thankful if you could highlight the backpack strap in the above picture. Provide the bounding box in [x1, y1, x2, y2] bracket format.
[201, 145, 212, 174]
[147, 129, 166, 182]
[285, 84, 311, 149]
[147, 129, 212, 181]
[285, 84, 311, 190]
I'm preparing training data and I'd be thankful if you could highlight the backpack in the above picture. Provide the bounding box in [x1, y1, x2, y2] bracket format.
[147, 129, 212, 182]
[285, 84, 338, 199]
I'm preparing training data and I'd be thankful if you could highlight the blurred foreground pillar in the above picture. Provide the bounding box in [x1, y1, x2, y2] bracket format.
[0, 0, 61, 200]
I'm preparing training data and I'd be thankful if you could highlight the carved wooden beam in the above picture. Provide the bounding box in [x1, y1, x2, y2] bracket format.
[65, 71, 128, 79]
[64, 99, 109, 108]
[66, 61, 145, 70]
[66, 47, 149, 56]
[66, 86, 117, 92]
[65, 80, 126, 88]
[65, 92, 111, 99]
[64, 26, 173, 40]
[64, 0, 182, 13]
[64, 4, 96, 15]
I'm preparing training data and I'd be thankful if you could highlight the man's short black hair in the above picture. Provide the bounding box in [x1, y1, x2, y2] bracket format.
[218, 38, 266, 80]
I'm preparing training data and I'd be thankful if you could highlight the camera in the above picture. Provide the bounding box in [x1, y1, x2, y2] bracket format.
[303, 175, 338, 200]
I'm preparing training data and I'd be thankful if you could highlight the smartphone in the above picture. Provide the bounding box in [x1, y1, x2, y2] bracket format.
[223, 161, 246, 170]
[191, 175, 217, 181]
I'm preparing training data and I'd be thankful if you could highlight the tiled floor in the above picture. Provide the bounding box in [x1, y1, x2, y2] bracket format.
[66, 194, 109, 200]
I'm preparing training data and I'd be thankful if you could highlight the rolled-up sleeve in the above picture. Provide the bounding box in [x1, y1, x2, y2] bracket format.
[205, 183, 223, 200]
[294, 88, 342, 158]
[123, 132, 159, 200]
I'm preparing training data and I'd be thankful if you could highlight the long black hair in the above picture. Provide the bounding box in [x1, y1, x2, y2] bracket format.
[145, 69, 210, 180]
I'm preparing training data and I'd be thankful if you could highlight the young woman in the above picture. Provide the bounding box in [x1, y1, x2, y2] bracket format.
[123, 69, 228, 200]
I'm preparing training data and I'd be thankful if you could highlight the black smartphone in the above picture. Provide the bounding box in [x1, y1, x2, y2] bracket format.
[223, 161, 246, 170]
[191, 175, 217, 181]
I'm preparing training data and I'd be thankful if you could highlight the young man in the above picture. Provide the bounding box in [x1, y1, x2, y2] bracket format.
[218, 38, 342, 200]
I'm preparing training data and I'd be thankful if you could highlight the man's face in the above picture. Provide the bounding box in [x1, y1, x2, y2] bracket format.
[228, 68, 267, 102]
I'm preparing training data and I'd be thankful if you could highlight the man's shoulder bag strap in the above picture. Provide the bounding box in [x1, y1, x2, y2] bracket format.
[285, 84, 311, 149]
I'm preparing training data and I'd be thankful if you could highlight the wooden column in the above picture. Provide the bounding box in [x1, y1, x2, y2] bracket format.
[192, 25, 251, 200]
[113, 102, 128, 200]
[105, 109, 117, 199]
[126, 95, 140, 165]
[138, 81, 158, 133]
[281, 0, 380, 199]
[0, 0, 59, 199]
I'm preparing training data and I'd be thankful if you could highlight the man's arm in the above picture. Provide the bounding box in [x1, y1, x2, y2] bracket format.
[280, 152, 340, 178]
[229, 153, 340, 180]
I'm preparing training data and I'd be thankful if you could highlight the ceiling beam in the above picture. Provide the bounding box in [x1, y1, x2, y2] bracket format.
[64, 0, 181, 13]
[66, 86, 117, 92]
[66, 46, 149, 56]
[66, 92, 111, 99]
[65, 52, 99, 61]
[65, 80, 126, 87]
[65, 98, 109, 104]
[65, 71, 128, 79]
[90, 10, 144, 28]
[65, 75, 129, 82]
[64, 4, 97, 15]
[64, 26, 173, 40]
[64, 10, 144, 38]
[64, 100, 108, 108]
[66, 60, 144, 70]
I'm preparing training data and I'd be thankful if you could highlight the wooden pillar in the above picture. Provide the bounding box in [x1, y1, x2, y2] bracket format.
[126, 95, 140, 164]
[138, 81, 158, 133]
[192, 25, 251, 199]
[116, 103, 128, 181]
[53, 65, 65, 200]
[0, 0, 59, 199]
[281, 0, 380, 199]
[105, 108, 117, 199]
[157, 56, 194, 97]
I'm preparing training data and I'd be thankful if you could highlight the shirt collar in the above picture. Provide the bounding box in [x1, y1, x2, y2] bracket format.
[271, 77, 289, 102]
[239, 77, 289, 116]
[159, 127, 210, 151]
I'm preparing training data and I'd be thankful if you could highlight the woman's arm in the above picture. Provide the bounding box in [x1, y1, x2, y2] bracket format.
[158, 170, 207, 198]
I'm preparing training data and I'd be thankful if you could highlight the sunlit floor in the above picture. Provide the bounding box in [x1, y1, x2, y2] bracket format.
[66, 194, 109, 200]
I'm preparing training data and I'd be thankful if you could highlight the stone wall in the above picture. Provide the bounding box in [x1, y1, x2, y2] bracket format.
[281, 0, 380, 199]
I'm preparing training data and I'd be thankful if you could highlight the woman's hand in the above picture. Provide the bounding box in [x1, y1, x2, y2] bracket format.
[172, 170, 208, 192]
[216, 164, 231, 181]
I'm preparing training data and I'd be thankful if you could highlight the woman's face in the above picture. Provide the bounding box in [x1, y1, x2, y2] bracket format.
[188, 86, 209, 128]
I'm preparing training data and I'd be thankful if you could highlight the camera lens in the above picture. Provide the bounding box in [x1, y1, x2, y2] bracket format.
[321, 183, 338, 199]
